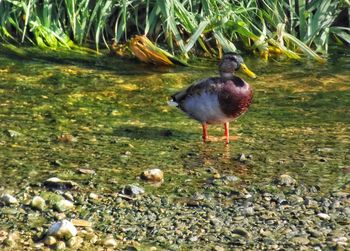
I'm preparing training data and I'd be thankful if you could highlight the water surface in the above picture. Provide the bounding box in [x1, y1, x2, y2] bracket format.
[0, 46, 349, 195]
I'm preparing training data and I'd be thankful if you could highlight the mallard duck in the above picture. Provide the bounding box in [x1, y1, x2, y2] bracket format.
[169, 53, 256, 144]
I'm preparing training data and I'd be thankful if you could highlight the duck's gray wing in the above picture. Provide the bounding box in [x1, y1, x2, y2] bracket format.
[170, 77, 223, 106]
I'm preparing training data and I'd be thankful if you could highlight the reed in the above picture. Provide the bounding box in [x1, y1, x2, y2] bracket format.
[0, 0, 348, 60]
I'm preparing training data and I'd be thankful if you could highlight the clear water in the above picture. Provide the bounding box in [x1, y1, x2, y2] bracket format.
[0, 46, 349, 195]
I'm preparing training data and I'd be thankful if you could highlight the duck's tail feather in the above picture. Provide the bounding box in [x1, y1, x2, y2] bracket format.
[167, 99, 178, 107]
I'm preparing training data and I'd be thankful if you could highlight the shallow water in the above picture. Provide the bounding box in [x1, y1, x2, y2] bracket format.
[0, 46, 349, 195]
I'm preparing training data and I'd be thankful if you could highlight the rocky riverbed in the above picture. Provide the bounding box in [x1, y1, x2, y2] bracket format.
[0, 173, 349, 250]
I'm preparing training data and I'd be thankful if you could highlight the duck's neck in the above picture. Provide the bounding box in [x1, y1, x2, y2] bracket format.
[219, 71, 235, 80]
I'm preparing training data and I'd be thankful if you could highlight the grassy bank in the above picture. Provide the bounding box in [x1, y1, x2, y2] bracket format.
[0, 0, 349, 61]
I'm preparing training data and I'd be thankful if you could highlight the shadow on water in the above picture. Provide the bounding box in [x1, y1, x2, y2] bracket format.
[112, 125, 193, 140]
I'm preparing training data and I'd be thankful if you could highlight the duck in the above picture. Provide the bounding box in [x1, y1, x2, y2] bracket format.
[169, 53, 256, 144]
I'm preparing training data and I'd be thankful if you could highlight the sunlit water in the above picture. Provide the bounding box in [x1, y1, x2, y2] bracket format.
[0, 46, 349, 195]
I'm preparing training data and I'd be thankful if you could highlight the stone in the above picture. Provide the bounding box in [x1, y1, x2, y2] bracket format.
[222, 175, 240, 184]
[122, 184, 145, 196]
[103, 236, 117, 247]
[0, 194, 18, 205]
[291, 236, 310, 245]
[232, 228, 251, 239]
[140, 168, 164, 183]
[89, 193, 99, 200]
[244, 207, 254, 216]
[238, 153, 246, 161]
[71, 219, 92, 227]
[47, 220, 77, 239]
[44, 177, 79, 190]
[44, 236, 57, 246]
[55, 240, 66, 250]
[213, 246, 225, 251]
[55, 199, 74, 212]
[4, 232, 19, 247]
[78, 168, 96, 175]
[5, 129, 21, 138]
[317, 213, 331, 220]
[0, 230, 8, 243]
[31, 196, 46, 211]
[67, 236, 83, 248]
[332, 236, 347, 244]
[278, 174, 297, 186]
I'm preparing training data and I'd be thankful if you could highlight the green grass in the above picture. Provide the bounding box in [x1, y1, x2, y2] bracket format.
[0, 0, 349, 61]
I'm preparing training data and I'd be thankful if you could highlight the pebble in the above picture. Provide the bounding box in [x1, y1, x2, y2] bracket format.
[31, 196, 46, 211]
[122, 184, 145, 196]
[0, 230, 8, 242]
[244, 207, 254, 216]
[222, 175, 240, 184]
[317, 213, 331, 220]
[291, 236, 310, 245]
[141, 168, 164, 182]
[44, 236, 57, 246]
[78, 168, 96, 175]
[0, 194, 18, 205]
[55, 199, 74, 212]
[4, 232, 19, 247]
[47, 220, 77, 239]
[238, 153, 246, 161]
[44, 177, 79, 190]
[213, 246, 225, 251]
[71, 219, 92, 227]
[67, 236, 83, 248]
[232, 228, 251, 239]
[5, 129, 21, 138]
[103, 236, 117, 247]
[89, 192, 99, 200]
[278, 174, 297, 186]
[55, 240, 66, 250]
[332, 236, 348, 245]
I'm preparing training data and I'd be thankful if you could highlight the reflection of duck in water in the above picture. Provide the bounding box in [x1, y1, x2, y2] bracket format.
[169, 53, 256, 144]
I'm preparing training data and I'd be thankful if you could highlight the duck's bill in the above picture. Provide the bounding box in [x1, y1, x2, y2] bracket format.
[240, 63, 257, 79]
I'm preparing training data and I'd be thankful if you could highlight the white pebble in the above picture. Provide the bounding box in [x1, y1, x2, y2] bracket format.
[0, 194, 18, 205]
[317, 213, 330, 220]
[31, 196, 46, 211]
[47, 220, 77, 239]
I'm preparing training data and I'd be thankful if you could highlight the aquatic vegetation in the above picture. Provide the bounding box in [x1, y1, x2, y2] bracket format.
[0, 0, 348, 61]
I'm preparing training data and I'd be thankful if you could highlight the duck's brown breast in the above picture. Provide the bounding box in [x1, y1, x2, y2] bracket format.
[218, 77, 253, 118]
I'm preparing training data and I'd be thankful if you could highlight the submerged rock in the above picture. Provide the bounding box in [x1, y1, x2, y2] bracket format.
[55, 199, 74, 212]
[44, 177, 79, 190]
[103, 236, 117, 247]
[5, 129, 21, 138]
[56, 240, 66, 250]
[67, 236, 83, 248]
[122, 184, 145, 197]
[31, 196, 46, 211]
[4, 232, 19, 247]
[277, 174, 297, 186]
[0, 194, 18, 205]
[238, 153, 246, 162]
[78, 168, 96, 175]
[71, 219, 92, 227]
[141, 168, 164, 183]
[47, 220, 77, 239]
[44, 236, 57, 246]
[317, 213, 331, 220]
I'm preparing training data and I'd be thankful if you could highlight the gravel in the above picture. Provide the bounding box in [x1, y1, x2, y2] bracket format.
[0, 174, 349, 250]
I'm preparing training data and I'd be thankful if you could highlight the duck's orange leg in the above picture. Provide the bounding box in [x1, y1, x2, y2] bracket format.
[224, 122, 229, 144]
[202, 123, 208, 143]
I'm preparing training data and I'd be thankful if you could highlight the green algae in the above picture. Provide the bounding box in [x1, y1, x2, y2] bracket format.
[0, 46, 349, 197]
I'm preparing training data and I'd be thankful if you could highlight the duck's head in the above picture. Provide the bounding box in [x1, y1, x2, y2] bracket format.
[218, 53, 256, 79]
